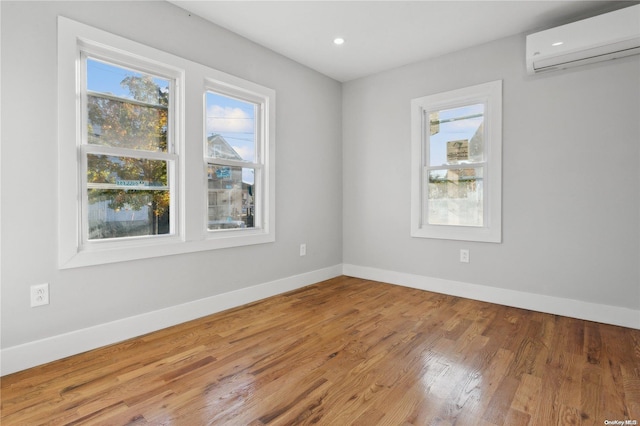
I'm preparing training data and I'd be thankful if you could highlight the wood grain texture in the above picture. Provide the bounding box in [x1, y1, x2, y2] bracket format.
[2, 276, 639, 425]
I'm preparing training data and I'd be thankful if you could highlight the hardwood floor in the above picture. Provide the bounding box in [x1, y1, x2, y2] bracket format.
[2, 276, 639, 425]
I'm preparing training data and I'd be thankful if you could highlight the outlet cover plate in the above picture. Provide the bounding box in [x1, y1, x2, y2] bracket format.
[31, 283, 49, 307]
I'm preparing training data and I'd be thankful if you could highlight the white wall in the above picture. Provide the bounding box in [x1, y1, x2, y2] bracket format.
[343, 34, 640, 321]
[0, 1, 343, 371]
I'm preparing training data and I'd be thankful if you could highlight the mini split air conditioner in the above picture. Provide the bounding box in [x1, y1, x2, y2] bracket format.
[526, 4, 640, 74]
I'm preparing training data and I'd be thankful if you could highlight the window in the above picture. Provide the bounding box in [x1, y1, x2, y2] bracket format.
[201, 80, 275, 246]
[205, 90, 261, 232]
[411, 81, 502, 242]
[58, 17, 275, 268]
[83, 57, 177, 242]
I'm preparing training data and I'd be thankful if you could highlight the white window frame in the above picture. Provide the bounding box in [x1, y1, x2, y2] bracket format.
[410, 80, 502, 243]
[58, 17, 275, 268]
[201, 77, 276, 248]
[79, 50, 182, 247]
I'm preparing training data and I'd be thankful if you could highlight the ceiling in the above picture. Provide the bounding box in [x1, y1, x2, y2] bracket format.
[168, 1, 633, 82]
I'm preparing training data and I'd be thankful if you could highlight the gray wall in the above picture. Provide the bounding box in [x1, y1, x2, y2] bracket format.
[343, 34, 640, 310]
[0, 1, 343, 348]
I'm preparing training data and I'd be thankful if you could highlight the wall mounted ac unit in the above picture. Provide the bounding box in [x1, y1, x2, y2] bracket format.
[526, 4, 640, 74]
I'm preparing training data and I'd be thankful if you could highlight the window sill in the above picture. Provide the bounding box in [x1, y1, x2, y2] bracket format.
[59, 230, 275, 269]
[411, 225, 501, 243]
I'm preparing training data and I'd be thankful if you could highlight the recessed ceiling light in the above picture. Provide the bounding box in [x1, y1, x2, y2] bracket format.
[333, 38, 345, 45]
[552, 41, 564, 46]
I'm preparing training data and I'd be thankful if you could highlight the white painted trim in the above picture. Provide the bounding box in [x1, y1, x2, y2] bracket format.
[0, 265, 342, 376]
[4, 263, 636, 376]
[343, 264, 640, 330]
[410, 80, 502, 243]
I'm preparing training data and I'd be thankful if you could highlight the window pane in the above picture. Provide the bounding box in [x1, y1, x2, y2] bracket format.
[87, 154, 171, 239]
[87, 154, 168, 188]
[426, 167, 483, 227]
[86, 58, 169, 152]
[205, 92, 256, 162]
[428, 104, 484, 166]
[207, 164, 255, 230]
[88, 189, 170, 239]
[87, 95, 168, 151]
[87, 58, 169, 106]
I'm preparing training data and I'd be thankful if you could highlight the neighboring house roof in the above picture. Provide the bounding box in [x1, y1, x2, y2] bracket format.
[207, 134, 255, 186]
[207, 134, 243, 161]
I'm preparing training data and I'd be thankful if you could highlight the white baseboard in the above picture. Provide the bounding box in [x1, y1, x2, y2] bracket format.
[343, 264, 640, 330]
[3, 263, 637, 376]
[0, 265, 343, 376]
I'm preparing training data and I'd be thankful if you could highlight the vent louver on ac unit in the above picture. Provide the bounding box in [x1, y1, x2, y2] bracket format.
[526, 4, 640, 74]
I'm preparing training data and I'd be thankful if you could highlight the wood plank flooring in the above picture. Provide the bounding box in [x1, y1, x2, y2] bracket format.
[2, 276, 639, 425]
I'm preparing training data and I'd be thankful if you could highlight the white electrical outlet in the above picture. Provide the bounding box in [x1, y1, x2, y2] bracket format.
[460, 249, 470, 263]
[300, 243, 307, 256]
[30, 283, 49, 307]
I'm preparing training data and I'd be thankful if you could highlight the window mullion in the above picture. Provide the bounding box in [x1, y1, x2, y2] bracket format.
[204, 157, 260, 169]
[87, 90, 169, 110]
[425, 162, 486, 171]
[82, 144, 177, 162]
[87, 183, 170, 191]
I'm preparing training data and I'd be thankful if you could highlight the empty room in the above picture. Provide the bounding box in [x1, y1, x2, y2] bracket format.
[1, 1, 639, 425]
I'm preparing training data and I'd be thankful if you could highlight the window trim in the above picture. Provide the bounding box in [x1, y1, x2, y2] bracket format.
[410, 80, 502, 243]
[58, 17, 275, 269]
